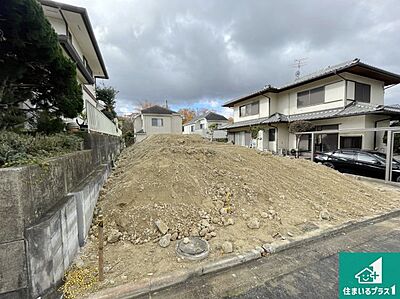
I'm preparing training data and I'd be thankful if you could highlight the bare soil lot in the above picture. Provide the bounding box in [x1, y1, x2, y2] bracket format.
[68, 134, 400, 296]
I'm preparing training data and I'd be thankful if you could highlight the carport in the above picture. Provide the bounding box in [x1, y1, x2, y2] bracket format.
[295, 127, 400, 182]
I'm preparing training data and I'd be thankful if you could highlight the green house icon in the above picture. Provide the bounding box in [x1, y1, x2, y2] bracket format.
[354, 257, 382, 284]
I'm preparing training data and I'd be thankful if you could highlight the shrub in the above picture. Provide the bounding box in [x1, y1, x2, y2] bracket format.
[0, 131, 83, 167]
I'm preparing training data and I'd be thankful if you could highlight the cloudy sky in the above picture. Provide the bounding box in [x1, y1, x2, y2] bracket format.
[62, 0, 400, 116]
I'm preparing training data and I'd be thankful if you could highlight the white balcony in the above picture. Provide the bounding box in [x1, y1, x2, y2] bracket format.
[86, 101, 121, 136]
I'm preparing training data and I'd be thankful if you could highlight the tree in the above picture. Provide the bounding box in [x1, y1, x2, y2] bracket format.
[288, 121, 316, 157]
[0, 0, 83, 131]
[178, 108, 196, 124]
[118, 115, 135, 146]
[137, 100, 156, 110]
[96, 85, 118, 121]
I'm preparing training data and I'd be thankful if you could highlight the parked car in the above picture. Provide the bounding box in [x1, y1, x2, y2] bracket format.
[314, 149, 400, 182]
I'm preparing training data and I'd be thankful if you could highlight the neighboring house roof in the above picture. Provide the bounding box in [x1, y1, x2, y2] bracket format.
[223, 58, 400, 107]
[185, 112, 228, 125]
[204, 112, 228, 121]
[141, 105, 178, 115]
[40, 0, 108, 79]
[221, 102, 400, 130]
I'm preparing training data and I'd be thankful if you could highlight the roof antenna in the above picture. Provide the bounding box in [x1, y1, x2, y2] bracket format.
[290, 58, 308, 79]
[165, 99, 168, 109]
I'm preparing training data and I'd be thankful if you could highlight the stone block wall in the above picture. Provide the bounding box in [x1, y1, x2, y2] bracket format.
[0, 133, 121, 298]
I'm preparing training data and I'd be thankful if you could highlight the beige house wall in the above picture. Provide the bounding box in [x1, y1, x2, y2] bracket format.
[135, 114, 182, 140]
[232, 95, 269, 123]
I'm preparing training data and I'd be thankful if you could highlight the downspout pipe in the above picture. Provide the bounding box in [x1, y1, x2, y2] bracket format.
[260, 94, 275, 152]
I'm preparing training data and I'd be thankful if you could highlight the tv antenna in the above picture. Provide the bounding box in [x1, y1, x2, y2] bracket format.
[290, 58, 308, 79]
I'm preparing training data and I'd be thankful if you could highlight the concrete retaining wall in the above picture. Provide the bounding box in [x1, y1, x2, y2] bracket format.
[0, 133, 121, 299]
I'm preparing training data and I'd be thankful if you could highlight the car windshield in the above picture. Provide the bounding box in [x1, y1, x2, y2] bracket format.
[370, 152, 400, 165]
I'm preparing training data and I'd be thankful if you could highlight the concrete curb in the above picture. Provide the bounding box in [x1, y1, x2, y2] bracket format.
[344, 173, 400, 187]
[262, 208, 400, 254]
[86, 209, 400, 299]
[85, 247, 265, 299]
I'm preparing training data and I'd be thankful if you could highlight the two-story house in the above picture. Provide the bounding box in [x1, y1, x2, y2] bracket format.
[40, 0, 120, 135]
[222, 59, 400, 154]
[183, 112, 228, 137]
[133, 105, 183, 142]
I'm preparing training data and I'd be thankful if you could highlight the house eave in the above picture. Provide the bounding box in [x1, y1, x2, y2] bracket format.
[223, 59, 400, 108]
[59, 35, 95, 84]
[39, 0, 109, 79]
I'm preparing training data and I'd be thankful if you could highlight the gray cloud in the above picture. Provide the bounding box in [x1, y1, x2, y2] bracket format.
[62, 0, 400, 113]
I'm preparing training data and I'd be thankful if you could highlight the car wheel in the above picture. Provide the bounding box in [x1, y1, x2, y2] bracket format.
[396, 176, 400, 183]
[323, 162, 335, 169]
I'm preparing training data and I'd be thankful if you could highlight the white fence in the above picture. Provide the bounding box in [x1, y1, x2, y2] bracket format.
[86, 101, 121, 136]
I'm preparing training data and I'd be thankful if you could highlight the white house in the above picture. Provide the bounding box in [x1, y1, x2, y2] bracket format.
[133, 105, 183, 142]
[183, 112, 228, 138]
[40, 0, 120, 136]
[222, 59, 400, 154]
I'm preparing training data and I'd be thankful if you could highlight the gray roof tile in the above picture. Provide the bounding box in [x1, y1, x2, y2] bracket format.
[186, 112, 227, 125]
[141, 105, 177, 115]
[223, 58, 400, 107]
[223, 102, 400, 130]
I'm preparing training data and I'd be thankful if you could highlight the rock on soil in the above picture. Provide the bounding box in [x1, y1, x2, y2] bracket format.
[320, 209, 331, 220]
[155, 220, 169, 235]
[247, 217, 260, 229]
[107, 229, 122, 243]
[159, 234, 171, 248]
[222, 241, 234, 254]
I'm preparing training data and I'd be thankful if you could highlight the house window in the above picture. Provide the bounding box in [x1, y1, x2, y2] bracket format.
[268, 128, 276, 142]
[200, 124, 204, 129]
[354, 82, 371, 103]
[151, 118, 163, 127]
[297, 86, 325, 108]
[340, 136, 362, 149]
[239, 101, 259, 117]
[191, 125, 194, 132]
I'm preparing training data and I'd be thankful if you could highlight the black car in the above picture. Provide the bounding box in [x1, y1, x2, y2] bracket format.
[314, 149, 400, 182]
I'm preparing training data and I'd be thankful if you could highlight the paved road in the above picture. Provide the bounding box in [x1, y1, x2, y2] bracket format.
[137, 215, 400, 299]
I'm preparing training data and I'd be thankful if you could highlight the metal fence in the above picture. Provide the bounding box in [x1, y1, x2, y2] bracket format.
[295, 127, 400, 182]
[86, 101, 121, 136]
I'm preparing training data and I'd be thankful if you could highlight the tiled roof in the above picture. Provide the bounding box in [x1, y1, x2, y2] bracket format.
[288, 108, 341, 122]
[186, 112, 227, 125]
[384, 104, 400, 112]
[223, 58, 400, 107]
[279, 59, 358, 90]
[219, 116, 271, 129]
[205, 112, 228, 121]
[222, 102, 400, 130]
[141, 105, 177, 115]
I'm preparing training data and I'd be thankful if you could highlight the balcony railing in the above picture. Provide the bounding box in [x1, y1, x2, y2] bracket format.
[86, 101, 121, 136]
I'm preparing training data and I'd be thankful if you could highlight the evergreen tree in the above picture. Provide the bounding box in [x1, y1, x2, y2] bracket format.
[0, 0, 83, 131]
[96, 85, 118, 121]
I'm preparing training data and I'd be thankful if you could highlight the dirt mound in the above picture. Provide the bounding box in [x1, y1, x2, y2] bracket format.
[95, 134, 399, 246]
[70, 134, 400, 294]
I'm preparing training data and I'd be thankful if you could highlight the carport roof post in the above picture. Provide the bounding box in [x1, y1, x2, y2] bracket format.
[294, 126, 400, 183]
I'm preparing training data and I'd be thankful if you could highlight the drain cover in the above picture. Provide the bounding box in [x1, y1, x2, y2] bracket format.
[176, 237, 209, 261]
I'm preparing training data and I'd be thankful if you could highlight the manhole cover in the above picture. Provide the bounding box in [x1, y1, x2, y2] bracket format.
[176, 237, 209, 261]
